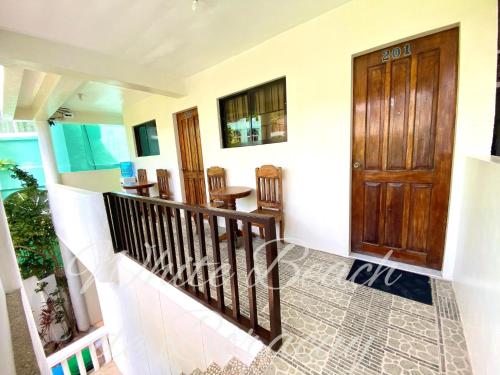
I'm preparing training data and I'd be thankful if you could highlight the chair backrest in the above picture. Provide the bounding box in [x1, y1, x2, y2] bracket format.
[207, 166, 226, 202]
[156, 169, 171, 199]
[137, 169, 148, 184]
[255, 165, 283, 210]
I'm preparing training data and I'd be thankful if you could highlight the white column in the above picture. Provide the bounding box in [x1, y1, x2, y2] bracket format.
[35, 121, 91, 331]
[34, 120, 61, 185]
[0, 199, 22, 293]
[59, 241, 90, 332]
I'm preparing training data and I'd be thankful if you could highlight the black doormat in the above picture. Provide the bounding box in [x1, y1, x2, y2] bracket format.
[346, 259, 433, 305]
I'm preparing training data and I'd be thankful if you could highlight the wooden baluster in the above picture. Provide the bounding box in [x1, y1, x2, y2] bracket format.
[264, 219, 282, 350]
[76, 351, 87, 375]
[142, 201, 153, 269]
[89, 341, 100, 371]
[225, 217, 240, 320]
[242, 220, 258, 330]
[125, 199, 137, 258]
[118, 198, 130, 252]
[103, 194, 119, 250]
[164, 207, 177, 277]
[174, 209, 188, 286]
[126, 199, 139, 260]
[157, 205, 169, 277]
[149, 204, 161, 274]
[133, 200, 145, 263]
[196, 212, 210, 302]
[209, 215, 224, 310]
[185, 210, 198, 292]
[113, 196, 127, 252]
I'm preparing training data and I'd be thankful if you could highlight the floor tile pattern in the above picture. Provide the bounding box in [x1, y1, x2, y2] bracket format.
[141, 220, 472, 375]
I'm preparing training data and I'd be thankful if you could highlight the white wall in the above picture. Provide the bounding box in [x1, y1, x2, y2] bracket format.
[453, 156, 500, 375]
[98, 255, 263, 375]
[0, 199, 23, 292]
[60, 168, 122, 193]
[123, 0, 498, 279]
[48, 183, 264, 374]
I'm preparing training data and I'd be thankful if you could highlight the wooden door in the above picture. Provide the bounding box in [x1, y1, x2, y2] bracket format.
[176, 108, 207, 205]
[351, 28, 458, 270]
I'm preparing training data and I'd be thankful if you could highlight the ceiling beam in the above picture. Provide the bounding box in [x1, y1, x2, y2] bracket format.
[1, 67, 24, 120]
[13, 73, 85, 121]
[57, 111, 123, 125]
[0, 30, 186, 97]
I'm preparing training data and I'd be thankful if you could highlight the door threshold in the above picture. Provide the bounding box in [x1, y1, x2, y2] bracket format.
[350, 252, 443, 279]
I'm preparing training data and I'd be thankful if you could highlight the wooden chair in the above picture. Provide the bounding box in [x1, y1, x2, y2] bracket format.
[156, 169, 172, 200]
[206, 166, 227, 209]
[137, 169, 148, 184]
[251, 165, 284, 243]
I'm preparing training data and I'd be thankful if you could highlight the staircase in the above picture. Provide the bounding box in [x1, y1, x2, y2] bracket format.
[184, 348, 273, 375]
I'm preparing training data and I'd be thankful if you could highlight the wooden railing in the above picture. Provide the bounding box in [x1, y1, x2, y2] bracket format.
[103, 192, 282, 350]
[46, 326, 112, 374]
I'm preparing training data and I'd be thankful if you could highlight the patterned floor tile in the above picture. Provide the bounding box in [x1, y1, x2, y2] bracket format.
[155, 221, 472, 375]
[382, 352, 439, 375]
[389, 309, 438, 340]
[386, 329, 439, 366]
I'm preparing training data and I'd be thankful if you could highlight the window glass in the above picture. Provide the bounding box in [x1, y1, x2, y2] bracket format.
[50, 123, 129, 172]
[220, 78, 286, 148]
[134, 120, 160, 157]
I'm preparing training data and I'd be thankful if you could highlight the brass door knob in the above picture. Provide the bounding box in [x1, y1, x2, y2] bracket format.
[353, 161, 361, 169]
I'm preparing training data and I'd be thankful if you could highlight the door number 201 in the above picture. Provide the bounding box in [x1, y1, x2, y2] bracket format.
[382, 43, 411, 62]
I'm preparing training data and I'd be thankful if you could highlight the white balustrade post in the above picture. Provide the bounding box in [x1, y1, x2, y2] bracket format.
[60, 241, 91, 332]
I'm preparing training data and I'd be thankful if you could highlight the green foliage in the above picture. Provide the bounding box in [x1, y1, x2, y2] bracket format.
[4, 165, 57, 279]
[16, 247, 55, 279]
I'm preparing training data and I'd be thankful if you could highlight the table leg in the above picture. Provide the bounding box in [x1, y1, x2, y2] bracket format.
[219, 198, 242, 243]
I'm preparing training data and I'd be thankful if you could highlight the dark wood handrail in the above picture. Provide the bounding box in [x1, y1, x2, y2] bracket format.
[103, 191, 282, 350]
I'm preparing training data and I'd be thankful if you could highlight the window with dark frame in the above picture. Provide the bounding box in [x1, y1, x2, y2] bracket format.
[133, 120, 160, 157]
[219, 78, 287, 148]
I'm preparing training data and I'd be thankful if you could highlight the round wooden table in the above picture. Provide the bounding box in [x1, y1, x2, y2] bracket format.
[122, 181, 156, 197]
[211, 186, 252, 242]
[210, 186, 252, 210]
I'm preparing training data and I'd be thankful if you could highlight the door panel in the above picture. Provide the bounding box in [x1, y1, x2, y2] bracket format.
[363, 182, 382, 244]
[351, 28, 458, 269]
[413, 50, 440, 170]
[387, 58, 411, 170]
[365, 65, 386, 170]
[383, 183, 405, 249]
[407, 184, 432, 253]
[176, 108, 207, 206]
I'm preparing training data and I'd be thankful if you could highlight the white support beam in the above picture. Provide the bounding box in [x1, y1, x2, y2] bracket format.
[30, 74, 84, 121]
[1, 67, 24, 120]
[0, 30, 186, 97]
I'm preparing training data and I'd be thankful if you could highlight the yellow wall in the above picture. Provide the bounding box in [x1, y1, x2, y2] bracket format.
[123, 0, 497, 282]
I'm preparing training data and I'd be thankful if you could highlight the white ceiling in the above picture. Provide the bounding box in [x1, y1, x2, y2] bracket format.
[0, 0, 349, 78]
[62, 81, 151, 115]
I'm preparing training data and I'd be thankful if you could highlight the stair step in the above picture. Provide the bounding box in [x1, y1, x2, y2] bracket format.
[223, 358, 248, 375]
[248, 348, 274, 375]
[205, 362, 223, 375]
